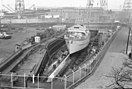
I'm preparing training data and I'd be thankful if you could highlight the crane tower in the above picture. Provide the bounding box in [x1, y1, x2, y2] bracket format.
[100, 0, 108, 9]
[15, 0, 25, 18]
[15, 0, 25, 13]
[87, 0, 94, 7]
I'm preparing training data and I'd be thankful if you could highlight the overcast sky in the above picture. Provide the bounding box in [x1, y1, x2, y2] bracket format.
[0, 0, 124, 10]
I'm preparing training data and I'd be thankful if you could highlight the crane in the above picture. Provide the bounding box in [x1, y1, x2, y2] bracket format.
[29, 4, 36, 10]
[100, 0, 108, 9]
[87, 0, 94, 7]
[15, 0, 25, 19]
[7, 4, 15, 12]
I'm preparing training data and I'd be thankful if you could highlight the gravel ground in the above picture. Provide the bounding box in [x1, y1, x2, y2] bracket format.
[0, 27, 37, 63]
[75, 27, 129, 89]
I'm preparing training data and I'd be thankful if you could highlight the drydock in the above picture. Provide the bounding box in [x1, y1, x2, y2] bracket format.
[0, 22, 121, 89]
[0, 0, 131, 88]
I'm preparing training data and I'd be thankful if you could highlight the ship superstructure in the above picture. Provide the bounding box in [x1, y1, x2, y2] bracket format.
[64, 24, 91, 54]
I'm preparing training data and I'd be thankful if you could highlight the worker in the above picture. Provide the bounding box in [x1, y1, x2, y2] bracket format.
[53, 64, 56, 70]
[57, 60, 61, 64]
[91, 48, 96, 54]
[62, 50, 68, 56]
[15, 44, 21, 52]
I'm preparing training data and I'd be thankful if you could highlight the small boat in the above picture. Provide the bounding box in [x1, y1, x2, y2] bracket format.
[64, 24, 91, 54]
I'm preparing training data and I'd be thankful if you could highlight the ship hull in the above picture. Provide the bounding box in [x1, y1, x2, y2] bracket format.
[65, 38, 90, 54]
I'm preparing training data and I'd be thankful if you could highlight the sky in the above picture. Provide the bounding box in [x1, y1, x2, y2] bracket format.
[0, 0, 125, 10]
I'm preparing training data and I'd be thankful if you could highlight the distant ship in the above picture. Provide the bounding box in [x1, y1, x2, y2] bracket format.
[64, 24, 91, 54]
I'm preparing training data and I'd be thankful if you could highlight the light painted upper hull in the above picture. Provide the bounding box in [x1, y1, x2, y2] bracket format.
[65, 37, 90, 54]
[65, 24, 90, 54]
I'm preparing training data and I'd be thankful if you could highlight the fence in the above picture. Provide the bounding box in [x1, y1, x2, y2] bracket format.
[0, 73, 66, 89]
[0, 27, 120, 89]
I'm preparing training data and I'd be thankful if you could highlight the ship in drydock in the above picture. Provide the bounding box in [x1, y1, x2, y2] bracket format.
[64, 24, 91, 54]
